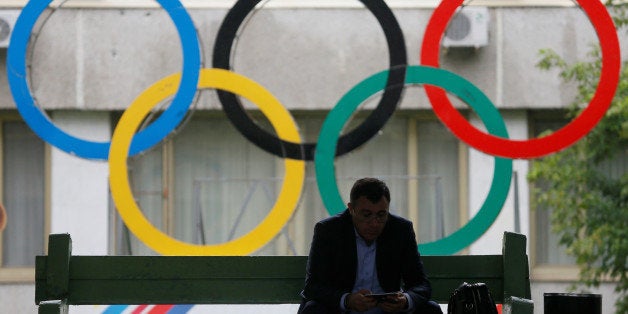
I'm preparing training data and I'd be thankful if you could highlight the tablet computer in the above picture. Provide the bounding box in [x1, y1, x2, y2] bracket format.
[364, 292, 400, 303]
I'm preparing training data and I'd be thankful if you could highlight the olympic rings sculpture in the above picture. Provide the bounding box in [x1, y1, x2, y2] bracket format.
[6, 0, 620, 255]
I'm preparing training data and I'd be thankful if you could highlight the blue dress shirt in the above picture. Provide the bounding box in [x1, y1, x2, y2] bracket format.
[340, 229, 414, 313]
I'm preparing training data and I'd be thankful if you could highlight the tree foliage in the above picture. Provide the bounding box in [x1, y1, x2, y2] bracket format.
[528, 4, 628, 313]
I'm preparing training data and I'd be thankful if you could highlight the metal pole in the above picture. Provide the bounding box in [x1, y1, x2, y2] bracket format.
[513, 171, 520, 234]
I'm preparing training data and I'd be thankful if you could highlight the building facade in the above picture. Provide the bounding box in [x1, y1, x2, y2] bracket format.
[0, 0, 624, 312]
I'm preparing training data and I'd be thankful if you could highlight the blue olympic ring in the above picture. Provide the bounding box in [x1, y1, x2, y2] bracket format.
[6, 0, 201, 160]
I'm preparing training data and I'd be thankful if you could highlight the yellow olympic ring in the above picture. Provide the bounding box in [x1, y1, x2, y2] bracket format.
[109, 68, 305, 255]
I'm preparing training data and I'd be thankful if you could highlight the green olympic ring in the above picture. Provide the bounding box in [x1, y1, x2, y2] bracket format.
[315, 65, 513, 255]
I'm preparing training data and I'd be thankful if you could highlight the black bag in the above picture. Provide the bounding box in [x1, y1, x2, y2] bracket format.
[447, 282, 498, 314]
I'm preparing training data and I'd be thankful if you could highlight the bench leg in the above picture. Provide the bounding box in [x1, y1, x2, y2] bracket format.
[39, 300, 68, 314]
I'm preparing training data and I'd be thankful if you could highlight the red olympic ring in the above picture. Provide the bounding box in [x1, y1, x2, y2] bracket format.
[421, 0, 620, 159]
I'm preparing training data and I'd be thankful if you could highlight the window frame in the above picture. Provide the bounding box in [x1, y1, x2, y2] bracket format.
[528, 110, 579, 281]
[0, 113, 51, 282]
[409, 112, 468, 248]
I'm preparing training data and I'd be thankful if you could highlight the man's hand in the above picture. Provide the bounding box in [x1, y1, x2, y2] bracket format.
[377, 292, 408, 312]
[347, 289, 377, 312]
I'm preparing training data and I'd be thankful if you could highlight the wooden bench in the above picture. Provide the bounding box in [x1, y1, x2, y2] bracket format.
[35, 231, 533, 313]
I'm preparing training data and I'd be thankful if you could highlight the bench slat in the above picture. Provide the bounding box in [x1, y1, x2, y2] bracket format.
[69, 256, 308, 279]
[67, 278, 304, 304]
[55, 277, 505, 304]
[61, 256, 503, 280]
[423, 255, 503, 278]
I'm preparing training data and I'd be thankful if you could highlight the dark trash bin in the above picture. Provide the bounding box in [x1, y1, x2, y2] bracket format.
[544, 293, 601, 314]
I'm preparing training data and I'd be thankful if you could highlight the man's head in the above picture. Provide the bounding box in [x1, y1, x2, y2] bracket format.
[347, 178, 390, 242]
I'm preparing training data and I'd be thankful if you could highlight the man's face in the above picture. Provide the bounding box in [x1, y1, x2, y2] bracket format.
[348, 196, 389, 242]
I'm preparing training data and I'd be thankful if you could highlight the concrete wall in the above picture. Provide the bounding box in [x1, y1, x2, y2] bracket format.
[1, 6, 615, 112]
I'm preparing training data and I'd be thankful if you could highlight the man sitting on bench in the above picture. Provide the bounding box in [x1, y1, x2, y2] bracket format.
[299, 177, 442, 314]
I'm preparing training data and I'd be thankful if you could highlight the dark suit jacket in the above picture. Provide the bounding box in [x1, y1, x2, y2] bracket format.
[300, 209, 432, 311]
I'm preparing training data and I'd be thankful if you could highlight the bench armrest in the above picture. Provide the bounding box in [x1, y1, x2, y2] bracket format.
[503, 296, 534, 314]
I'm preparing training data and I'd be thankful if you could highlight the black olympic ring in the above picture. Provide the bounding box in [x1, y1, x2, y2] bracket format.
[212, 0, 407, 160]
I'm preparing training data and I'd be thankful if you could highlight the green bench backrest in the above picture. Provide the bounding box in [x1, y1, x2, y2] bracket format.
[36, 232, 530, 305]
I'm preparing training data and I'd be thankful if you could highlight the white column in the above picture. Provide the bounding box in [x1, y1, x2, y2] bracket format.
[468, 111, 530, 255]
[50, 111, 110, 255]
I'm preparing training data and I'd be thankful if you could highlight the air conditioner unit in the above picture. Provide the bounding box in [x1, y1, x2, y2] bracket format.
[442, 7, 489, 49]
[0, 10, 21, 48]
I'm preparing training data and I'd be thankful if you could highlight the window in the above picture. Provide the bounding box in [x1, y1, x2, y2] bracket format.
[0, 118, 48, 281]
[530, 114, 576, 270]
[110, 111, 464, 256]
[530, 110, 628, 279]
[413, 118, 463, 244]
